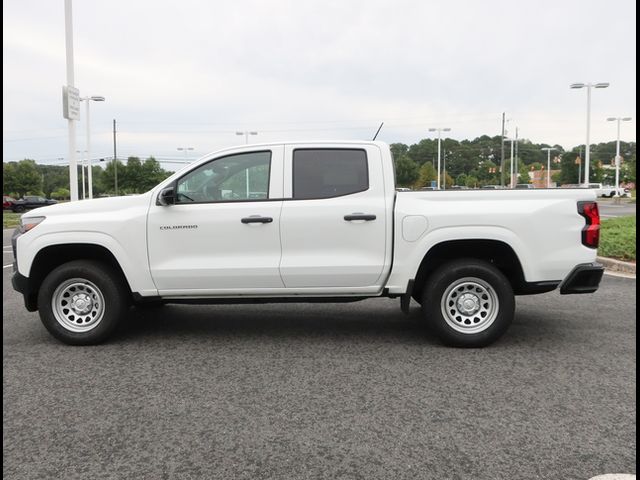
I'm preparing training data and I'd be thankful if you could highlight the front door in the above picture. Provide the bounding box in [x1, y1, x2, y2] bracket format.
[147, 147, 284, 294]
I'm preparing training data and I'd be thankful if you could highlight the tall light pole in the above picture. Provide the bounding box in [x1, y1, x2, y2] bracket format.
[428, 127, 451, 189]
[236, 131, 258, 144]
[80, 95, 105, 199]
[570, 82, 610, 185]
[606, 117, 632, 199]
[76, 149, 87, 198]
[177, 147, 194, 161]
[64, 0, 78, 201]
[541, 147, 557, 188]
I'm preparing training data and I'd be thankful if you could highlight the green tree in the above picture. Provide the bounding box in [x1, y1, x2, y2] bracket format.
[518, 163, 531, 184]
[51, 188, 71, 200]
[37, 164, 69, 198]
[389, 143, 409, 160]
[140, 157, 171, 191]
[465, 175, 479, 188]
[393, 155, 419, 187]
[3, 160, 42, 197]
[121, 157, 144, 193]
[413, 162, 437, 189]
[99, 159, 125, 194]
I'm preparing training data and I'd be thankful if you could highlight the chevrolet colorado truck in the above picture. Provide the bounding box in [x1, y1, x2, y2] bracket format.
[12, 141, 604, 347]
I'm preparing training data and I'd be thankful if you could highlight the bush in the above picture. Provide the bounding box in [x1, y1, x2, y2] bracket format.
[599, 216, 636, 261]
[51, 188, 70, 200]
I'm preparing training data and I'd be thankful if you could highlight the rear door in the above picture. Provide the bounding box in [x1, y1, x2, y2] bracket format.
[279, 145, 388, 289]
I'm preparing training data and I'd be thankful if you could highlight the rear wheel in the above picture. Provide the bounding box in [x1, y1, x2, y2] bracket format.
[13, 205, 25, 213]
[37, 260, 129, 345]
[422, 259, 514, 347]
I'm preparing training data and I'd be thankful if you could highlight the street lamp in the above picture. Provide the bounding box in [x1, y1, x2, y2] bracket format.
[236, 132, 258, 197]
[76, 149, 87, 198]
[606, 117, 632, 200]
[570, 82, 609, 185]
[541, 147, 557, 188]
[236, 131, 258, 144]
[80, 95, 105, 199]
[428, 127, 451, 189]
[177, 147, 195, 161]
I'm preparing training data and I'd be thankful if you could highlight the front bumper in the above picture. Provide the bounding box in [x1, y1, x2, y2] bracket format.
[559, 262, 604, 295]
[12, 270, 38, 311]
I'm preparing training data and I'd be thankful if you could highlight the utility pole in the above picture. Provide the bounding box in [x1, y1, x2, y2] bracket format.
[509, 138, 514, 188]
[443, 141, 447, 190]
[500, 112, 505, 187]
[113, 119, 118, 195]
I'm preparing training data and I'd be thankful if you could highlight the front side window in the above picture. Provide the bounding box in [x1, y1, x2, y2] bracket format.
[292, 149, 368, 200]
[176, 151, 271, 203]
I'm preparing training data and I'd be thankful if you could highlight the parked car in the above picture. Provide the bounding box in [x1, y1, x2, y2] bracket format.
[11, 196, 57, 213]
[12, 141, 603, 347]
[515, 184, 535, 189]
[3, 195, 16, 210]
[587, 183, 630, 198]
[482, 185, 502, 190]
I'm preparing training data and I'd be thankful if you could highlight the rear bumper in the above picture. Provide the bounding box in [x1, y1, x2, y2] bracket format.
[559, 262, 604, 295]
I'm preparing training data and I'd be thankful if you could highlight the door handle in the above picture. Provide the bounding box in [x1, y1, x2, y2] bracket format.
[344, 213, 376, 221]
[241, 216, 273, 224]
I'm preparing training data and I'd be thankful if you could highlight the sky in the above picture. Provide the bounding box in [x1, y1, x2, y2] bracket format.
[3, 0, 637, 171]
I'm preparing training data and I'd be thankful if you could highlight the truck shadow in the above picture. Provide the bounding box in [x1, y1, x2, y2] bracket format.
[111, 301, 566, 347]
[113, 302, 436, 344]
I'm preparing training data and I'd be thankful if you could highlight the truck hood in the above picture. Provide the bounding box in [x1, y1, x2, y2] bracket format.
[21, 193, 153, 219]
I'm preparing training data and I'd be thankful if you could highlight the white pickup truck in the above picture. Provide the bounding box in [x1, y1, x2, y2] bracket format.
[587, 183, 630, 198]
[12, 141, 604, 347]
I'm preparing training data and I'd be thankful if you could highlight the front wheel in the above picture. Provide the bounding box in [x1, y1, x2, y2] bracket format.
[422, 259, 515, 347]
[37, 260, 129, 345]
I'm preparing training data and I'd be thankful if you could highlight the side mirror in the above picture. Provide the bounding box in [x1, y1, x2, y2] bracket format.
[157, 187, 175, 206]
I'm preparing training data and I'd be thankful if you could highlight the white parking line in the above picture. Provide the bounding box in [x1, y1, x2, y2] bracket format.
[3, 264, 13, 269]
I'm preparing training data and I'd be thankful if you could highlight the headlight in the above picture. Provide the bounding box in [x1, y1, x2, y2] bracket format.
[19, 216, 46, 233]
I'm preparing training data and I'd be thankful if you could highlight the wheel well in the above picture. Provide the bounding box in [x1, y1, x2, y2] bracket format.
[26, 244, 132, 309]
[413, 240, 526, 297]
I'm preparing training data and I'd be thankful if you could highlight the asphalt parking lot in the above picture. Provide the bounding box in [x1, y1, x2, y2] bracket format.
[597, 197, 636, 218]
[2, 231, 636, 480]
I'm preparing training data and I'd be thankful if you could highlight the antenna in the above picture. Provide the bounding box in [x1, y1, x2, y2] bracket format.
[372, 122, 384, 141]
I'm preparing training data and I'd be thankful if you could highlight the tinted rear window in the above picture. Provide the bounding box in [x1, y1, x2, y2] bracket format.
[292, 149, 368, 199]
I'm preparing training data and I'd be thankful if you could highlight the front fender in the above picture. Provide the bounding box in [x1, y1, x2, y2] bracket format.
[16, 230, 158, 296]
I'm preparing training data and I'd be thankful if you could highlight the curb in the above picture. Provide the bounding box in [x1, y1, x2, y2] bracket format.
[597, 256, 636, 275]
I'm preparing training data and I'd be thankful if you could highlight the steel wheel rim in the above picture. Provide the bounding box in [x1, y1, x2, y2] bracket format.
[440, 277, 499, 334]
[51, 278, 105, 332]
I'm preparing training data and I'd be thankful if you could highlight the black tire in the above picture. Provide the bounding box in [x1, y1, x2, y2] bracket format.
[37, 260, 129, 345]
[421, 259, 514, 347]
[411, 293, 422, 305]
[13, 205, 25, 213]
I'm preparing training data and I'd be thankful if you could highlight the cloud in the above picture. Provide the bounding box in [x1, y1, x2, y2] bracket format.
[3, 0, 636, 166]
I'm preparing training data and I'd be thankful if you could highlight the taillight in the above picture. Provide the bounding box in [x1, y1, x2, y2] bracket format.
[578, 201, 600, 248]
